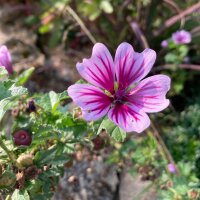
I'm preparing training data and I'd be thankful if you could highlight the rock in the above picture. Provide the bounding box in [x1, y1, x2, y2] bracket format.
[53, 149, 119, 200]
[119, 170, 157, 200]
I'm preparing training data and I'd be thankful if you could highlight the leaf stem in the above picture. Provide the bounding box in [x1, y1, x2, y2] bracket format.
[150, 121, 180, 175]
[66, 6, 97, 44]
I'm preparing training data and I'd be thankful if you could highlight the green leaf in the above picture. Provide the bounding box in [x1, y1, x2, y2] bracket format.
[35, 91, 69, 113]
[0, 83, 27, 121]
[0, 170, 16, 188]
[39, 24, 52, 34]
[34, 146, 57, 165]
[12, 189, 30, 200]
[97, 118, 116, 135]
[100, 1, 113, 14]
[0, 67, 8, 78]
[10, 85, 28, 97]
[111, 127, 126, 142]
[15, 67, 35, 86]
[0, 99, 11, 121]
[178, 45, 188, 58]
[97, 118, 126, 142]
[165, 53, 179, 64]
[49, 91, 60, 112]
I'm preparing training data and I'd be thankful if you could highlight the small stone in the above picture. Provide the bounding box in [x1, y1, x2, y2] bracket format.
[86, 168, 92, 174]
[75, 151, 83, 162]
[68, 175, 77, 183]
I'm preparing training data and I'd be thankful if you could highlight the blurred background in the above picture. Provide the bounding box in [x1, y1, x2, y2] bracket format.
[0, 0, 200, 199]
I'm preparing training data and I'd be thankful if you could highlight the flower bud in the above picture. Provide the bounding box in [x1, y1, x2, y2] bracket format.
[92, 136, 104, 150]
[161, 40, 168, 48]
[16, 153, 33, 168]
[27, 100, 36, 113]
[167, 163, 176, 174]
[188, 190, 199, 200]
[13, 130, 32, 146]
[0, 45, 13, 74]
[11, 108, 20, 117]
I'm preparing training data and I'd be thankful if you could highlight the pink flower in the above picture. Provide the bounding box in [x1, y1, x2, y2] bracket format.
[68, 43, 170, 133]
[0, 45, 13, 74]
[161, 40, 168, 48]
[172, 30, 191, 44]
[167, 163, 176, 174]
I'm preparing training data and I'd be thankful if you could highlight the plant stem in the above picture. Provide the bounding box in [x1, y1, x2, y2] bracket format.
[66, 6, 97, 44]
[0, 136, 15, 164]
[150, 121, 180, 175]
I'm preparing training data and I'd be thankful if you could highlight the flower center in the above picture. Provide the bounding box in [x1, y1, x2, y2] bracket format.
[113, 89, 127, 104]
[177, 35, 185, 42]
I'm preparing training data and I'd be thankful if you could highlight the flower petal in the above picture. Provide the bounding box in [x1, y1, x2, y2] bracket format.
[0, 45, 13, 74]
[127, 75, 170, 113]
[68, 84, 112, 121]
[76, 43, 115, 92]
[108, 104, 150, 133]
[114, 42, 156, 89]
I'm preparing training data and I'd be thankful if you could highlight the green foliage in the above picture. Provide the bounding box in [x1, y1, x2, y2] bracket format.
[78, 0, 113, 21]
[164, 104, 200, 162]
[0, 69, 28, 121]
[12, 190, 30, 200]
[1, 0, 200, 199]
[97, 118, 126, 142]
[14, 68, 35, 86]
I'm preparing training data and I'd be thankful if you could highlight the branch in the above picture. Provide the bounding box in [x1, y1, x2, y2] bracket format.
[65, 6, 97, 44]
[129, 21, 149, 49]
[154, 64, 200, 72]
[154, 2, 200, 36]
[150, 122, 180, 175]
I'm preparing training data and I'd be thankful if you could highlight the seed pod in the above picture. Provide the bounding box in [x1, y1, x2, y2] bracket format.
[92, 136, 105, 150]
[11, 108, 19, 117]
[13, 130, 32, 146]
[16, 153, 33, 168]
[24, 165, 39, 180]
[27, 100, 36, 113]
[0, 171, 16, 188]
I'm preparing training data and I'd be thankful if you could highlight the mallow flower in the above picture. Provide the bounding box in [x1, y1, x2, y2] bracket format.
[172, 30, 191, 44]
[68, 42, 170, 133]
[161, 40, 168, 48]
[167, 163, 176, 174]
[0, 45, 13, 74]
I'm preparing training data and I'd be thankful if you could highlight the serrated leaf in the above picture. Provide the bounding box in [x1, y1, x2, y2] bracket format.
[0, 83, 27, 121]
[12, 189, 30, 200]
[0, 99, 11, 121]
[35, 91, 69, 113]
[10, 85, 28, 96]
